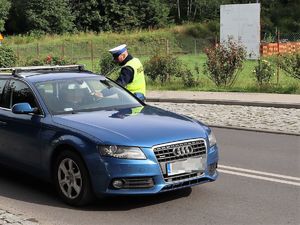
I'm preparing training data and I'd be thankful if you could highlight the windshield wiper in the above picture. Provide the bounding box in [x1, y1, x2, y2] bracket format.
[100, 80, 113, 89]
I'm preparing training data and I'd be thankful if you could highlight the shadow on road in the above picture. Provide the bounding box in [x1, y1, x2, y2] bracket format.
[0, 165, 192, 211]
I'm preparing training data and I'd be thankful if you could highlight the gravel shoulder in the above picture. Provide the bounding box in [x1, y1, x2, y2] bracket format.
[149, 102, 300, 135]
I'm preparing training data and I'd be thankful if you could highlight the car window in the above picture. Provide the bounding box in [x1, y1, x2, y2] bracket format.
[9, 80, 38, 109]
[35, 77, 142, 114]
[0, 79, 8, 107]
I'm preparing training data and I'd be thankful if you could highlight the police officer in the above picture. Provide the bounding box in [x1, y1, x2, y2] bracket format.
[109, 44, 146, 100]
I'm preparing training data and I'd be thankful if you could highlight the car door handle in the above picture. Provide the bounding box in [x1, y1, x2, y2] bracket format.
[0, 121, 7, 126]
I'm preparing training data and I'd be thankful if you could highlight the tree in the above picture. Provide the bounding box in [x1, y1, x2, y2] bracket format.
[0, 0, 11, 32]
[4, 0, 300, 35]
[168, 0, 224, 23]
[25, 0, 75, 34]
[98, 0, 139, 32]
[134, 0, 170, 28]
[4, 0, 27, 34]
[69, 0, 102, 32]
[194, 0, 221, 22]
[269, 0, 300, 33]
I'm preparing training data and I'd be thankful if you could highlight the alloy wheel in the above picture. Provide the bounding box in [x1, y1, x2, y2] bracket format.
[58, 158, 82, 199]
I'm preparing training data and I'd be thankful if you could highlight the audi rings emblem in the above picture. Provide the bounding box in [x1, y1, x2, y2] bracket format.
[173, 145, 193, 156]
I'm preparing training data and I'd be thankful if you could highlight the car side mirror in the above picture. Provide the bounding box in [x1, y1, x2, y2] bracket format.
[134, 93, 145, 102]
[12, 103, 35, 114]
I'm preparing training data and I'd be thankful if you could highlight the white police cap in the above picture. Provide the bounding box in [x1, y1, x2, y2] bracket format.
[108, 44, 127, 56]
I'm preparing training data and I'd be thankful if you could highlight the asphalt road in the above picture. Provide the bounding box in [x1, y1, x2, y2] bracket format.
[0, 128, 299, 225]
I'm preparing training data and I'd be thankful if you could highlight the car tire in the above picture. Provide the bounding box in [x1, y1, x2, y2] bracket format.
[53, 150, 94, 206]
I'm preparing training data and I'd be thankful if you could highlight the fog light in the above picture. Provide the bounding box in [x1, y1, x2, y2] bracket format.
[208, 163, 218, 176]
[112, 179, 124, 189]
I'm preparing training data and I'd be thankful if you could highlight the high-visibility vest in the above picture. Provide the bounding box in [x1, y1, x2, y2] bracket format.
[122, 58, 146, 96]
[131, 106, 144, 115]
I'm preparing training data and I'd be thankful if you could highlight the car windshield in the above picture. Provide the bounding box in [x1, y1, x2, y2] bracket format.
[34, 77, 142, 115]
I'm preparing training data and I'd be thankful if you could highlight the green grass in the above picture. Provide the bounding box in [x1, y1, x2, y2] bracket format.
[78, 54, 300, 94]
[4, 25, 299, 94]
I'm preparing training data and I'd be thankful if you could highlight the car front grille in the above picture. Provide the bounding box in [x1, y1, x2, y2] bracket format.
[153, 139, 207, 183]
[153, 139, 206, 163]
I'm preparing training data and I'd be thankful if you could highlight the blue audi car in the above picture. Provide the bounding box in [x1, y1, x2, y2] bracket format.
[0, 65, 218, 206]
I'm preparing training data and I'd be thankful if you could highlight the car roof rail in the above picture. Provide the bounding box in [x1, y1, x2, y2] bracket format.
[0, 65, 85, 77]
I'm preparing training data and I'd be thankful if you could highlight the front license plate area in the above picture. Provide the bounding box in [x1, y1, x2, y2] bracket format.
[166, 157, 206, 176]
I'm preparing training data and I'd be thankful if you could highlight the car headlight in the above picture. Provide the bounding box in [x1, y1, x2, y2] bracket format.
[208, 131, 217, 147]
[98, 145, 146, 159]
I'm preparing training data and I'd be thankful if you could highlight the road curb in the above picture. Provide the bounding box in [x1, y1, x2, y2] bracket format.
[209, 124, 300, 136]
[147, 98, 300, 109]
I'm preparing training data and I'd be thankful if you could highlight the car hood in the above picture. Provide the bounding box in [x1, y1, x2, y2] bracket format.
[52, 105, 208, 147]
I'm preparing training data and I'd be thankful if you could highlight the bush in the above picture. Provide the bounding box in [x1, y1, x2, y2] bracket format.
[99, 52, 118, 78]
[0, 46, 17, 67]
[145, 54, 178, 83]
[278, 53, 300, 80]
[204, 38, 246, 87]
[47, 55, 76, 65]
[186, 24, 211, 39]
[25, 55, 76, 66]
[182, 69, 199, 87]
[184, 22, 219, 39]
[24, 58, 45, 66]
[253, 59, 275, 86]
[145, 54, 199, 87]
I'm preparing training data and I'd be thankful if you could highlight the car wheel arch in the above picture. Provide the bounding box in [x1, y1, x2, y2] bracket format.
[51, 145, 94, 206]
[50, 144, 86, 181]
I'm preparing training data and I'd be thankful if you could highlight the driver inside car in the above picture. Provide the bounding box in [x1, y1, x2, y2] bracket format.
[61, 89, 86, 109]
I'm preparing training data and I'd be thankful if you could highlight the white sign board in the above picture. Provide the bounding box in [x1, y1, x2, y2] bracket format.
[220, 3, 261, 59]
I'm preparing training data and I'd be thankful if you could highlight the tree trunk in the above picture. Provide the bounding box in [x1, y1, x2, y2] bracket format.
[177, 0, 181, 20]
[187, 0, 190, 18]
[193, 6, 198, 20]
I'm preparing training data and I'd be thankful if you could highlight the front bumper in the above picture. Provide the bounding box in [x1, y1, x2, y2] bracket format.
[88, 144, 219, 197]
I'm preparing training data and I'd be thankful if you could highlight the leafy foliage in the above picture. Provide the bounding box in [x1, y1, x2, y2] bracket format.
[3, 0, 300, 34]
[99, 0, 140, 32]
[181, 69, 199, 87]
[145, 54, 199, 87]
[253, 59, 275, 86]
[145, 54, 180, 83]
[278, 53, 300, 80]
[0, 45, 17, 67]
[99, 52, 119, 78]
[70, 0, 102, 32]
[204, 38, 246, 87]
[24, 0, 74, 34]
[135, 0, 170, 29]
[0, 0, 10, 32]
[260, 0, 300, 33]
[184, 21, 219, 39]
[24, 55, 76, 66]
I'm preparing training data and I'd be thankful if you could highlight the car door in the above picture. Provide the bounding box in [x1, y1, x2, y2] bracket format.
[0, 78, 10, 158]
[0, 79, 42, 170]
[0, 78, 8, 134]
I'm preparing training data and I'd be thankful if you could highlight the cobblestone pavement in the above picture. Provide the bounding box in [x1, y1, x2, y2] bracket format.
[0, 210, 39, 225]
[150, 102, 300, 134]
